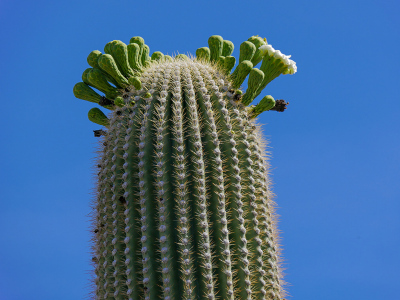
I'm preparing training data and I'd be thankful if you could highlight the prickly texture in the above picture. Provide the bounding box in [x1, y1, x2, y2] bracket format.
[76, 35, 297, 300]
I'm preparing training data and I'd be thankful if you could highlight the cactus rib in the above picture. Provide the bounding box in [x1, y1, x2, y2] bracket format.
[192, 65, 235, 300]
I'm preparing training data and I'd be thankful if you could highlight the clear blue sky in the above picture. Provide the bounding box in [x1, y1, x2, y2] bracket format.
[1, 0, 399, 299]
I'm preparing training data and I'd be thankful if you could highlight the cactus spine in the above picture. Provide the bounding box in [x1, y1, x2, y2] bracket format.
[74, 35, 296, 300]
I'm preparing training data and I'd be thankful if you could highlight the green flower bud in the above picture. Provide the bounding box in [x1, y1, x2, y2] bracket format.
[130, 36, 146, 67]
[104, 40, 119, 55]
[249, 95, 276, 118]
[141, 44, 150, 66]
[164, 55, 173, 62]
[73, 82, 102, 104]
[128, 76, 142, 90]
[98, 54, 129, 88]
[217, 56, 225, 68]
[112, 41, 136, 78]
[242, 68, 265, 105]
[114, 96, 125, 107]
[231, 60, 253, 89]
[151, 51, 164, 61]
[87, 68, 119, 99]
[247, 36, 266, 49]
[222, 40, 234, 56]
[175, 54, 189, 61]
[239, 41, 256, 63]
[127, 43, 142, 72]
[248, 36, 268, 66]
[88, 107, 110, 126]
[224, 56, 236, 75]
[82, 68, 92, 85]
[87, 50, 102, 68]
[208, 35, 223, 62]
[130, 36, 145, 54]
[196, 47, 210, 62]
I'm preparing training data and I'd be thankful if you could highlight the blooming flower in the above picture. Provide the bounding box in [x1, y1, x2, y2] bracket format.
[259, 44, 297, 74]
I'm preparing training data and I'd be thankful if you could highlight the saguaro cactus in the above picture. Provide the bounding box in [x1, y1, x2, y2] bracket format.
[73, 34, 296, 300]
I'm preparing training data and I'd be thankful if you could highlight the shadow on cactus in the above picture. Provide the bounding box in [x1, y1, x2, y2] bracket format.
[73, 34, 297, 300]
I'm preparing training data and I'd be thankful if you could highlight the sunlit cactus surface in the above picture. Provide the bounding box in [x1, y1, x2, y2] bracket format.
[73, 34, 296, 300]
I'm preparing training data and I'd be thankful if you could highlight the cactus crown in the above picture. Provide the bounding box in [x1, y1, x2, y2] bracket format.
[74, 35, 296, 125]
[74, 35, 296, 300]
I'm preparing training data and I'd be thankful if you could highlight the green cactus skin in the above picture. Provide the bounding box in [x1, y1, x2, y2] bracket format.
[75, 35, 296, 300]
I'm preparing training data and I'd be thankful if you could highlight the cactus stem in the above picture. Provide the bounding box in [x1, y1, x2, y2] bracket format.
[75, 35, 296, 299]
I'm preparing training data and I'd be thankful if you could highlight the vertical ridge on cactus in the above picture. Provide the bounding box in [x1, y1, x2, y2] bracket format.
[75, 35, 296, 300]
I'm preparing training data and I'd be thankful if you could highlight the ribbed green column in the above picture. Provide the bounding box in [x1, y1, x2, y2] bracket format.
[192, 66, 234, 300]
[182, 65, 216, 300]
[135, 71, 160, 300]
[75, 34, 297, 300]
[121, 98, 141, 299]
[170, 66, 195, 299]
